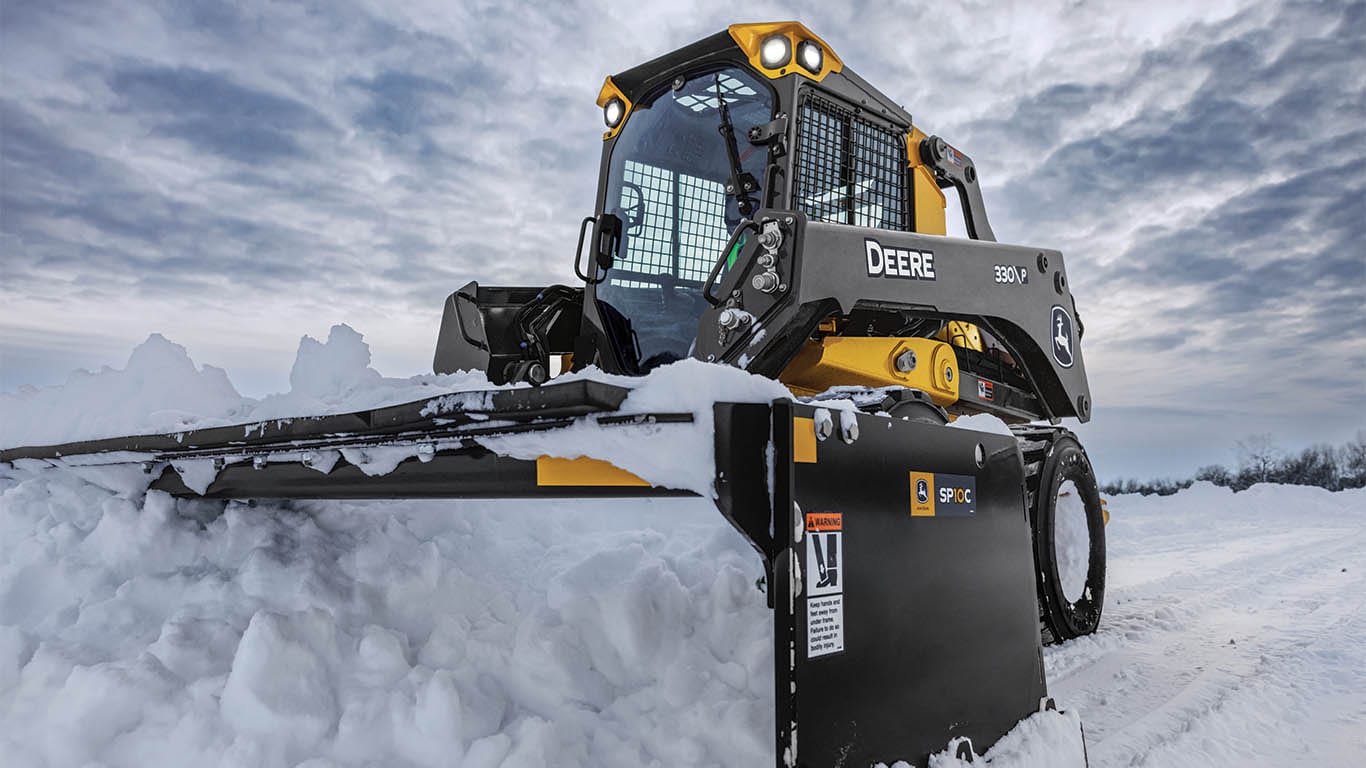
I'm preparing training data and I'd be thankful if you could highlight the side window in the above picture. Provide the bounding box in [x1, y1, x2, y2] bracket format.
[794, 94, 909, 231]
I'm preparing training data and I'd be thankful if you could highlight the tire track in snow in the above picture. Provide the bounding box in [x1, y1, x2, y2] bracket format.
[1046, 524, 1365, 767]
[1045, 524, 1360, 682]
[1111, 576, 1366, 767]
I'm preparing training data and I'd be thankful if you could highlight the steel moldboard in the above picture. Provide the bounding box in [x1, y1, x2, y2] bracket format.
[775, 401, 1045, 767]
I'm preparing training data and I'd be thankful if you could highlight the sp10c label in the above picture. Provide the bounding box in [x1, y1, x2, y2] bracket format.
[909, 472, 977, 517]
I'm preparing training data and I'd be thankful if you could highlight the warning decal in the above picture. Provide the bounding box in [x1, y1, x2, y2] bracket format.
[806, 512, 842, 532]
[804, 512, 844, 658]
[807, 595, 844, 658]
[977, 379, 994, 401]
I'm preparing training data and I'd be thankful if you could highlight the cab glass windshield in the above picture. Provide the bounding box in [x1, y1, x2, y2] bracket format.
[598, 67, 774, 370]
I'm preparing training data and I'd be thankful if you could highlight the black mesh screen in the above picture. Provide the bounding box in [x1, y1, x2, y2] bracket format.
[794, 95, 908, 231]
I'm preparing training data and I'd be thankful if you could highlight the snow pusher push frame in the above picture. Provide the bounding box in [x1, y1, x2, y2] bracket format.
[2, 381, 1071, 766]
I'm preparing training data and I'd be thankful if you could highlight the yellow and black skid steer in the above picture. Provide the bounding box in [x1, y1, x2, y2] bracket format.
[2, 22, 1105, 767]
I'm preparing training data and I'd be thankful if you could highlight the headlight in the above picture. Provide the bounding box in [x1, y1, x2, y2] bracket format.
[759, 34, 791, 69]
[797, 40, 823, 74]
[603, 97, 625, 129]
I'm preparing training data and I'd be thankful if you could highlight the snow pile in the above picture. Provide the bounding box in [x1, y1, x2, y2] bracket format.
[246, 326, 494, 426]
[873, 708, 1087, 768]
[9, 466, 1359, 768]
[0, 326, 494, 448]
[287, 324, 382, 399]
[1052, 481, 1090, 602]
[481, 359, 789, 494]
[4, 332, 1364, 767]
[938, 709, 1087, 768]
[0, 335, 248, 446]
[0, 470, 773, 768]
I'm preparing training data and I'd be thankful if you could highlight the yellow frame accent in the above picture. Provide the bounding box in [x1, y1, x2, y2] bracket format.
[792, 417, 818, 463]
[780, 337, 960, 405]
[906, 127, 947, 236]
[596, 76, 633, 141]
[935, 320, 984, 353]
[536, 455, 649, 487]
[728, 21, 843, 83]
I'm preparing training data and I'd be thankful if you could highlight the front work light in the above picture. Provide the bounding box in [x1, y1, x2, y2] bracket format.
[728, 23, 843, 82]
[604, 97, 625, 128]
[759, 34, 791, 68]
[797, 40, 823, 74]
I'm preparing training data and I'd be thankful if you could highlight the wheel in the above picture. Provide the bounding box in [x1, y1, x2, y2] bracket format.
[1030, 434, 1105, 642]
[877, 387, 949, 424]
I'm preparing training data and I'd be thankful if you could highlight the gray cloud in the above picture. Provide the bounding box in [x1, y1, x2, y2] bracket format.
[106, 64, 335, 163]
[1, 0, 1362, 476]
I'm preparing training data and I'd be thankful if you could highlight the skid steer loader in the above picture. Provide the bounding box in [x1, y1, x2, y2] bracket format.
[2, 22, 1105, 767]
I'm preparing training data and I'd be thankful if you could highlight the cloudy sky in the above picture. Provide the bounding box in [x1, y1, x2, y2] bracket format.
[2, 0, 1362, 478]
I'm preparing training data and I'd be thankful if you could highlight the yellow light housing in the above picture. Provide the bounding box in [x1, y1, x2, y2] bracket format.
[728, 21, 843, 82]
[596, 76, 633, 141]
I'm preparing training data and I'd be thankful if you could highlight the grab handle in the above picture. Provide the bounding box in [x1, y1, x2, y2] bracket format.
[703, 220, 759, 306]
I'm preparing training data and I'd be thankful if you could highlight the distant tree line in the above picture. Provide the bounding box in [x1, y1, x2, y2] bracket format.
[1100, 432, 1366, 496]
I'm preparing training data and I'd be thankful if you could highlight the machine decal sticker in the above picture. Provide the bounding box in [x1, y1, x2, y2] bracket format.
[910, 472, 977, 517]
[805, 512, 844, 658]
[865, 238, 936, 281]
[977, 380, 995, 401]
[1051, 305, 1075, 368]
[993, 264, 1029, 284]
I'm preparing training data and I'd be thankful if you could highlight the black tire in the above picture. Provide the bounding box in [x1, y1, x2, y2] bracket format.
[1029, 434, 1105, 642]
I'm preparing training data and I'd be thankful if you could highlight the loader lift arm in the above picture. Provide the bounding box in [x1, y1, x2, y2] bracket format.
[919, 134, 997, 242]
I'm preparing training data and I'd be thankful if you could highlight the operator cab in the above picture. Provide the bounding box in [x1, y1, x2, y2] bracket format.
[581, 25, 941, 375]
[596, 67, 775, 371]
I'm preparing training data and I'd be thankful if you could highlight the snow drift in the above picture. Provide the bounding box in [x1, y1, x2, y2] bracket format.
[0, 474, 774, 768]
[0, 327, 494, 449]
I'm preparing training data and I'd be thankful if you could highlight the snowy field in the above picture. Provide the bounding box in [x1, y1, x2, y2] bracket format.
[2, 330, 1363, 767]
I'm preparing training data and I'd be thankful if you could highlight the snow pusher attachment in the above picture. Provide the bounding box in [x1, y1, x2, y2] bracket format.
[3, 20, 1104, 766]
[768, 402, 1054, 766]
[2, 385, 1080, 766]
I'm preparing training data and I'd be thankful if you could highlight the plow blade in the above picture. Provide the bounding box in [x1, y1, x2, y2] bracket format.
[2, 381, 1076, 767]
[766, 401, 1053, 766]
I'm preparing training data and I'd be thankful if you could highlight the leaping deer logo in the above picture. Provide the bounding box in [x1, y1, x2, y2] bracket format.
[1051, 306, 1074, 368]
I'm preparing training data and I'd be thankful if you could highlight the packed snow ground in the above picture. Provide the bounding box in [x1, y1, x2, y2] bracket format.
[1045, 483, 1366, 767]
[2, 330, 1364, 767]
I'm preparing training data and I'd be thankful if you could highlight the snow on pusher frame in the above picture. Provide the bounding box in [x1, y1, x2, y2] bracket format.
[2, 22, 1103, 767]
